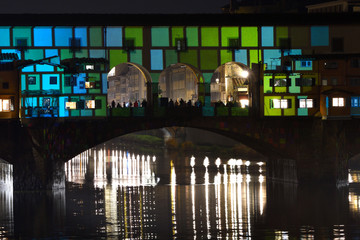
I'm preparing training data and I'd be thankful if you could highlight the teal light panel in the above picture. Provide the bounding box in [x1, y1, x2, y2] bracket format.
[130, 50, 142, 65]
[55, 27, 73, 46]
[34, 27, 52, 47]
[261, 26, 274, 47]
[12, 27, 32, 47]
[75, 27, 87, 47]
[151, 27, 169, 47]
[45, 49, 60, 64]
[42, 74, 60, 90]
[106, 27, 122, 47]
[264, 49, 281, 70]
[235, 49, 247, 65]
[150, 49, 163, 70]
[0, 27, 10, 46]
[89, 49, 106, 58]
[59, 96, 69, 117]
[311, 26, 329, 46]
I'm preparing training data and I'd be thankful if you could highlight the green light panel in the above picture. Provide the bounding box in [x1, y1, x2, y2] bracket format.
[284, 96, 295, 116]
[0, 27, 10, 46]
[151, 73, 160, 83]
[249, 50, 261, 68]
[130, 50, 142, 65]
[288, 74, 301, 94]
[179, 50, 198, 68]
[89, 27, 103, 47]
[263, 75, 273, 93]
[125, 27, 143, 47]
[172, 27, 184, 46]
[13, 27, 32, 47]
[276, 27, 288, 47]
[109, 50, 127, 69]
[151, 27, 169, 47]
[221, 27, 239, 47]
[88, 73, 101, 94]
[241, 27, 258, 47]
[200, 50, 218, 70]
[220, 50, 232, 65]
[201, 27, 219, 47]
[165, 50, 178, 67]
[60, 49, 73, 60]
[186, 27, 198, 47]
[62, 74, 72, 94]
[75, 49, 88, 58]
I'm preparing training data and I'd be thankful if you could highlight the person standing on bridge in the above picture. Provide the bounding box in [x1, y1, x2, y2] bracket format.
[111, 100, 116, 108]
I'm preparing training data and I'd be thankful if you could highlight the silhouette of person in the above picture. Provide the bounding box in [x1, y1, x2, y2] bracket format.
[111, 100, 115, 108]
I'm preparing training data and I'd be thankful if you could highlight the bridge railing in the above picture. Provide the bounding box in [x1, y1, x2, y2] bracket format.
[107, 106, 249, 118]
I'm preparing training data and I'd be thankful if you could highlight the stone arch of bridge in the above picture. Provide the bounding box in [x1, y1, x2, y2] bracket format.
[107, 62, 152, 107]
[211, 61, 253, 108]
[158, 63, 205, 104]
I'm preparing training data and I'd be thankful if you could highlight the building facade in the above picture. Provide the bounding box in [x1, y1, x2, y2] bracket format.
[0, 14, 360, 119]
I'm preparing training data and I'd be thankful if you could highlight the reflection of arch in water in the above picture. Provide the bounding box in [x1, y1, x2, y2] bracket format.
[211, 62, 252, 107]
[107, 62, 152, 105]
[159, 63, 204, 103]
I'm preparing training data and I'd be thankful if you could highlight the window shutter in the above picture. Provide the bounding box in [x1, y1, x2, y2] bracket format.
[95, 99, 102, 109]
[295, 78, 301, 86]
[286, 78, 291, 87]
[288, 99, 292, 108]
[311, 78, 316, 86]
[269, 78, 274, 87]
[295, 99, 299, 108]
[77, 100, 85, 109]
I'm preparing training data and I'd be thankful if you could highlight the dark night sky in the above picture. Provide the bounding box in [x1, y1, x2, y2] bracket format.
[0, 0, 228, 14]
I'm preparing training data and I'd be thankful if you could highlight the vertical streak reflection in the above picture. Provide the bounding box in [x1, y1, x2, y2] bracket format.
[170, 160, 177, 239]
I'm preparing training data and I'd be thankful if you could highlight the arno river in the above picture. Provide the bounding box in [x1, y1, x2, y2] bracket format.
[1, 134, 360, 239]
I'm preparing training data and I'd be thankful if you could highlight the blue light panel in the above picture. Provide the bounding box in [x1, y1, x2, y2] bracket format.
[59, 96, 69, 117]
[234, 49, 247, 65]
[150, 49, 163, 70]
[106, 27, 122, 47]
[261, 26, 274, 47]
[311, 26, 329, 46]
[73, 73, 87, 94]
[0, 27, 10, 46]
[75, 27, 87, 47]
[263, 49, 281, 70]
[55, 27, 73, 47]
[34, 27, 53, 47]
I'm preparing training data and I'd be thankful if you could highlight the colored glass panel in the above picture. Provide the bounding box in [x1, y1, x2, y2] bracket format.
[60, 49, 73, 60]
[295, 60, 312, 71]
[221, 50, 232, 65]
[54, 27, 72, 47]
[200, 50, 218, 70]
[88, 73, 101, 94]
[106, 26, 122, 47]
[203, 73, 212, 84]
[241, 27, 258, 47]
[13, 27, 32, 47]
[89, 27, 103, 47]
[151, 73, 160, 83]
[102, 73, 108, 94]
[276, 27, 288, 47]
[172, 27, 184, 46]
[261, 26, 274, 47]
[151, 27, 169, 47]
[264, 96, 281, 116]
[297, 96, 308, 116]
[249, 50, 261, 68]
[62, 74, 71, 94]
[221, 27, 239, 47]
[109, 50, 127, 69]
[73, 74, 87, 94]
[289, 74, 301, 93]
[179, 50, 198, 68]
[235, 49, 247, 65]
[125, 27, 143, 47]
[0, 27, 10, 46]
[186, 27, 198, 47]
[201, 27, 219, 47]
[130, 49, 142, 65]
[89, 49, 106, 59]
[311, 26, 329, 46]
[21, 75, 26, 91]
[150, 49, 163, 70]
[291, 26, 308, 48]
[27, 74, 40, 91]
[75, 49, 88, 58]
[165, 50, 178, 67]
[24, 49, 44, 72]
[34, 27, 52, 47]
[42, 74, 60, 90]
[263, 49, 281, 70]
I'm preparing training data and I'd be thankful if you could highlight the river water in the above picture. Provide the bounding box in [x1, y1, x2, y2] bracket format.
[1, 138, 360, 239]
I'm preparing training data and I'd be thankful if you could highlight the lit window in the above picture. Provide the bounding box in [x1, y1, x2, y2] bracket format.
[352, 97, 359, 107]
[66, 102, 77, 109]
[85, 100, 95, 109]
[85, 82, 95, 89]
[274, 78, 287, 87]
[299, 99, 314, 108]
[272, 99, 290, 109]
[85, 65, 94, 70]
[0, 99, 10, 112]
[332, 97, 345, 107]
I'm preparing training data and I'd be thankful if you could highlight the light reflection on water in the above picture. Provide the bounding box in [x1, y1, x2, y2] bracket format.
[1, 151, 360, 238]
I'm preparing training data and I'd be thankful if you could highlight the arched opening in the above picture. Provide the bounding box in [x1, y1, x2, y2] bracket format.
[159, 63, 204, 105]
[107, 63, 152, 107]
[211, 62, 252, 108]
